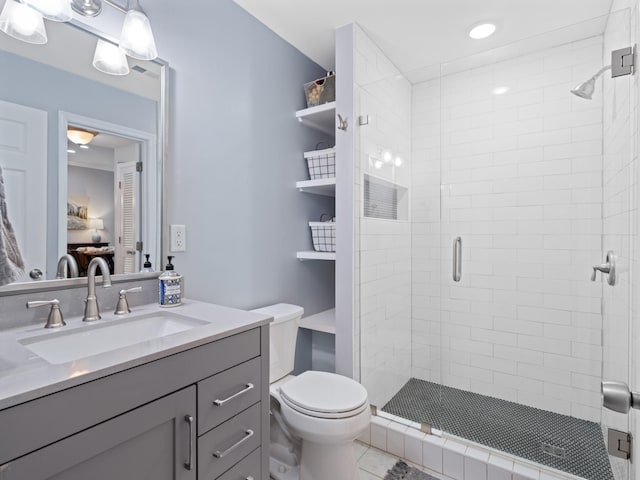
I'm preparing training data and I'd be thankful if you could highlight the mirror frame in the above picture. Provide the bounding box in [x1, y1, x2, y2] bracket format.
[0, 26, 169, 296]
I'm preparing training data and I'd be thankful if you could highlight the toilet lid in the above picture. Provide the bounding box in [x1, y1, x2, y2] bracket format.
[279, 371, 368, 416]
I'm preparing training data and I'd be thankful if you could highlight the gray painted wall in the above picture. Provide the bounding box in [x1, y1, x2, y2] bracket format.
[146, 0, 336, 319]
[0, 50, 157, 277]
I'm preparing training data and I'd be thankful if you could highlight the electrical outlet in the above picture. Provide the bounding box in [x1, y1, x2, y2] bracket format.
[170, 224, 186, 252]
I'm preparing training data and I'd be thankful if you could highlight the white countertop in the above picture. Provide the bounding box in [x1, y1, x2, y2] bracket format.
[0, 299, 272, 411]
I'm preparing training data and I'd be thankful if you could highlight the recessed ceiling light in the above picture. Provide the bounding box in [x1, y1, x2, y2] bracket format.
[469, 23, 496, 40]
[492, 86, 509, 95]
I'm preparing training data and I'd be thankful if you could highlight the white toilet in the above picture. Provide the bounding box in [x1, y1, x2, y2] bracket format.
[251, 303, 371, 480]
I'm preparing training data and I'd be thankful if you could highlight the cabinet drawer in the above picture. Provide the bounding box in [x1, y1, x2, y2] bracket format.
[198, 357, 261, 434]
[216, 447, 261, 480]
[198, 403, 261, 480]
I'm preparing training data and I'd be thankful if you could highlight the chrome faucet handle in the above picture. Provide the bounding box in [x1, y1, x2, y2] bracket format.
[591, 264, 610, 281]
[591, 251, 616, 285]
[26, 299, 66, 328]
[114, 287, 143, 315]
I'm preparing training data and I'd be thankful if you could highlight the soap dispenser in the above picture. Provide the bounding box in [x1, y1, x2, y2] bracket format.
[141, 254, 153, 273]
[159, 256, 182, 307]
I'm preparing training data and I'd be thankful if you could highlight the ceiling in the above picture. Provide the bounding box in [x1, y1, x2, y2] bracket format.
[233, 0, 614, 83]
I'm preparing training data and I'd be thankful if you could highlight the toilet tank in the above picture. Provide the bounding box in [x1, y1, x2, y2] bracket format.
[250, 303, 304, 383]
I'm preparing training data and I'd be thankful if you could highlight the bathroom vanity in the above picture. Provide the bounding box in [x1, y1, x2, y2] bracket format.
[0, 300, 271, 480]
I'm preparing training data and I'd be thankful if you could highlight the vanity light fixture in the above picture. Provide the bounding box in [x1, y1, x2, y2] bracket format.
[67, 127, 98, 145]
[71, 0, 102, 17]
[20, 0, 72, 22]
[93, 39, 130, 75]
[119, 0, 157, 61]
[0, 0, 47, 44]
[0, 0, 157, 76]
[469, 23, 496, 40]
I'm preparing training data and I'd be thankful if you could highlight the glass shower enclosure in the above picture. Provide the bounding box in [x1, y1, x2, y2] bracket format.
[356, 8, 635, 480]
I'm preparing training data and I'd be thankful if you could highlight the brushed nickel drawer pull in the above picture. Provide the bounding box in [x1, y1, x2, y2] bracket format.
[184, 414, 194, 471]
[213, 383, 254, 406]
[213, 429, 254, 458]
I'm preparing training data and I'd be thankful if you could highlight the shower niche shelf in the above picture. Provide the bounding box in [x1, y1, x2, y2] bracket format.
[296, 178, 336, 197]
[295, 102, 336, 135]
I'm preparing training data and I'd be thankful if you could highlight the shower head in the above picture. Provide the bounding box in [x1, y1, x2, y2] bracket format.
[570, 78, 596, 99]
[570, 65, 611, 100]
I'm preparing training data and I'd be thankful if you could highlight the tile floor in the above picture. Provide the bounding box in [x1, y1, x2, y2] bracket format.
[381, 379, 612, 479]
[356, 441, 444, 480]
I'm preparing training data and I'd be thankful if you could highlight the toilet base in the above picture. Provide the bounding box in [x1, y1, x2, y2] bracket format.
[270, 456, 300, 480]
[299, 440, 358, 480]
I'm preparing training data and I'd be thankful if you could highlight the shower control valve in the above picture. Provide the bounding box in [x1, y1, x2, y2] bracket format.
[591, 251, 616, 286]
[602, 381, 640, 414]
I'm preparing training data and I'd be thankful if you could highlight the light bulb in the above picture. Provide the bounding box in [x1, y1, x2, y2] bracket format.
[383, 150, 392, 163]
[20, 0, 72, 22]
[394, 156, 403, 167]
[0, 0, 47, 44]
[374, 161, 383, 169]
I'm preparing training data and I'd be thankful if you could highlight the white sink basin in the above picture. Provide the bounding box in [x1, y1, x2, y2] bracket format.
[19, 312, 209, 365]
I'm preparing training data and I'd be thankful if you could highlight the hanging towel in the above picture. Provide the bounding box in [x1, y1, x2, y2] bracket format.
[0, 166, 25, 286]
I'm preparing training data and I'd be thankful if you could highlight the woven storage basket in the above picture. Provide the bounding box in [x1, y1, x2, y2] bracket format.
[304, 147, 336, 180]
[308, 221, 336, 252]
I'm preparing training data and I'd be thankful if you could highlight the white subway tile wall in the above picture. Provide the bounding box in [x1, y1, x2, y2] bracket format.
[355, 24, 414, 408]
[412, 36, 606, 420]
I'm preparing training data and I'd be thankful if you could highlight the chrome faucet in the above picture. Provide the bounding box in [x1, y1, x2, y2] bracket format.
[55, 254, 79, 279]
[83, 257, 112, 322]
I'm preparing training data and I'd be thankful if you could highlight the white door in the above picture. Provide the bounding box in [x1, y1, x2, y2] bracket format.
[115, 161, 139, 274]
[0, 100, 47, 281]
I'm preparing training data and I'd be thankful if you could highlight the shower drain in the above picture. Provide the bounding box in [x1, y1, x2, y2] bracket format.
[541, 442, 567, 459]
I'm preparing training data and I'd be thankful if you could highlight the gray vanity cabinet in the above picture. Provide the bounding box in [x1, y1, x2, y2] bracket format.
[0, 325, 270, 480]
[0, 386, 197, 480]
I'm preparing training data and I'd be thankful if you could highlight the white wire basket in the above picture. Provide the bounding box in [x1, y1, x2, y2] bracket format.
[304, 147, 336, 180]
[309, 221, 336, 252]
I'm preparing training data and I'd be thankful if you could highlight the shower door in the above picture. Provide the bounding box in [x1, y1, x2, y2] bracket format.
[438, 11, 632, 480]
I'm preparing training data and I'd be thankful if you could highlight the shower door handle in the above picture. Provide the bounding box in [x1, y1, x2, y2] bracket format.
[453, 237, 462, 282]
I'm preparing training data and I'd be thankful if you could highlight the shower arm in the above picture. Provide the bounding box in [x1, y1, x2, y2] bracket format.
[590, 65, 612, 81]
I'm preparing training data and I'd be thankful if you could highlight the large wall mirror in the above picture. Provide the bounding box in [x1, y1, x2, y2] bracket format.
[0, 9, 167, 292]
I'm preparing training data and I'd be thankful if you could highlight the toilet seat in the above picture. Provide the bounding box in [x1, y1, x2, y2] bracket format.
[278, 371, 368, 419]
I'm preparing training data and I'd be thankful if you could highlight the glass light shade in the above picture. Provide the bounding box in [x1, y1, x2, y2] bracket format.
[93, 39, 130, 76]
[20, 0, 72, 22]
[0, 0, 47, 44]
[119, 4, 157, 60]
[67, 127, 97, 145]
